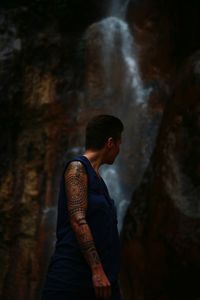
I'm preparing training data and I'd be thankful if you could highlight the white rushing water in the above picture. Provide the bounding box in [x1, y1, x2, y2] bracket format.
[99, 16, 146, 105]
[100, 163, 130, 232]
[88, 0, 150, 232]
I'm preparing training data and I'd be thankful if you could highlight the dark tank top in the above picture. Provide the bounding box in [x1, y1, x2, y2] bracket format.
[43, 155, 121, 292]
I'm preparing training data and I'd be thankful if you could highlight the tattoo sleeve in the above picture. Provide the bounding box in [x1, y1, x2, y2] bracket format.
[64, 161, 102, 271]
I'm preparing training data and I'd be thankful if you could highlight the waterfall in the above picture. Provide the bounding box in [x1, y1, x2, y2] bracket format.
[99, 16, 145, 105]
[108, 0, 130, 18]
[82, 0, 156, 232]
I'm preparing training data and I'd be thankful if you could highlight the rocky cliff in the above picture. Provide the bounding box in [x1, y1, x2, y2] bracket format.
[120, 1, 200, 299]
[0, 1, 101, 299]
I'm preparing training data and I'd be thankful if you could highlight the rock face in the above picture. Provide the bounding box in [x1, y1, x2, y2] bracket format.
[120, 51, 200, 300]
[119, 2, 200, 299]
[0, 2, 101, 299]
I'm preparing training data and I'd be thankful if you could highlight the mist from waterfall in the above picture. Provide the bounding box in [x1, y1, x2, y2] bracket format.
[83, 0, 158, 232]
[100, 17, 146, 105]
[89, 0, 151, 232]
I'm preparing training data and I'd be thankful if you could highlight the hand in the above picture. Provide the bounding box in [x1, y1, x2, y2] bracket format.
[92, 265, 112, 299]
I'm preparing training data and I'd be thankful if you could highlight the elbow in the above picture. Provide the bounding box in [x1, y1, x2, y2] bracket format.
[70, 216, 87, 230]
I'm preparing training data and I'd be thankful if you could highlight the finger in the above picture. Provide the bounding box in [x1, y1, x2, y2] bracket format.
[94, 286, 100, 299]
[102, 286, 108, 299]
[95, 286, 102, 299]
[101, 284, 110, 299]
[109, 285, 112, 298]
[99, 286, 104, 299]
[103, 286, 108, 299]
[101, 286, 108, 299]
[106, 285, 112, 299]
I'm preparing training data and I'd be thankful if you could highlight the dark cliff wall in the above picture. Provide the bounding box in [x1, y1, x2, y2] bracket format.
[121, 51, 200, 300]
[0, 1, 102, 299]
[120, 1, 200, 299]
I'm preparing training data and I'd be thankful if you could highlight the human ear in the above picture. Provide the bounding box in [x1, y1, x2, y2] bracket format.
[107, 137, 114, 148]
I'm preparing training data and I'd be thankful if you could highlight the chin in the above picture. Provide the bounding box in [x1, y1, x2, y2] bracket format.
[107, 158, 115, 165]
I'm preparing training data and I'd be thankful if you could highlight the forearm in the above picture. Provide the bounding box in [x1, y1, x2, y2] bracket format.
[71, 219, 103, 273]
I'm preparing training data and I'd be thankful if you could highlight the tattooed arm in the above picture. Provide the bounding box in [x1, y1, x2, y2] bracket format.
[64, 161, 101, 270]
[64, 161, 111, 299]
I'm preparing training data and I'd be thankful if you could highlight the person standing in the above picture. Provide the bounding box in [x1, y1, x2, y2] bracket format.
[42, 115, 124, 300]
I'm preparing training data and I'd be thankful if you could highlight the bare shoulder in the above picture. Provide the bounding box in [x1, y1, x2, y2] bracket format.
[64, 160, 87, 178]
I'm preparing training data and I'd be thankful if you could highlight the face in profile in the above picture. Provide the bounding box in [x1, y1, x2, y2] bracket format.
[105, 136, 122, 164]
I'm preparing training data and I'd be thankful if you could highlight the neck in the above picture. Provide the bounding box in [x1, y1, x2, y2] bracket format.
[83, 149, 105, 175]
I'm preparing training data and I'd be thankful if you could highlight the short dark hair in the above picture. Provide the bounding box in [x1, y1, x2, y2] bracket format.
[85, 114, 124, 150]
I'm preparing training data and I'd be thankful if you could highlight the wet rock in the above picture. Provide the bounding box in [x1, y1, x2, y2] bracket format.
[0, 4, 87, 299]
[120, 51, 200, 300]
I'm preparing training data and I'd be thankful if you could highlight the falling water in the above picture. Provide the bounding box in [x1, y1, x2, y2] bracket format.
[108, 0, 130, 18]
[85, 0, 152, 232]
[99, 16, 146, 105]
[68, 0, 156, 232]
[100, 161, 130, 232]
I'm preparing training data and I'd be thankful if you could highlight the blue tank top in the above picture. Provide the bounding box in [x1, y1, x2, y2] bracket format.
[43, 155, 121, 291]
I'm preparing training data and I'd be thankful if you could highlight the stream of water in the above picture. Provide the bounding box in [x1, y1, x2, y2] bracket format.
[91, 0, 152, 232]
